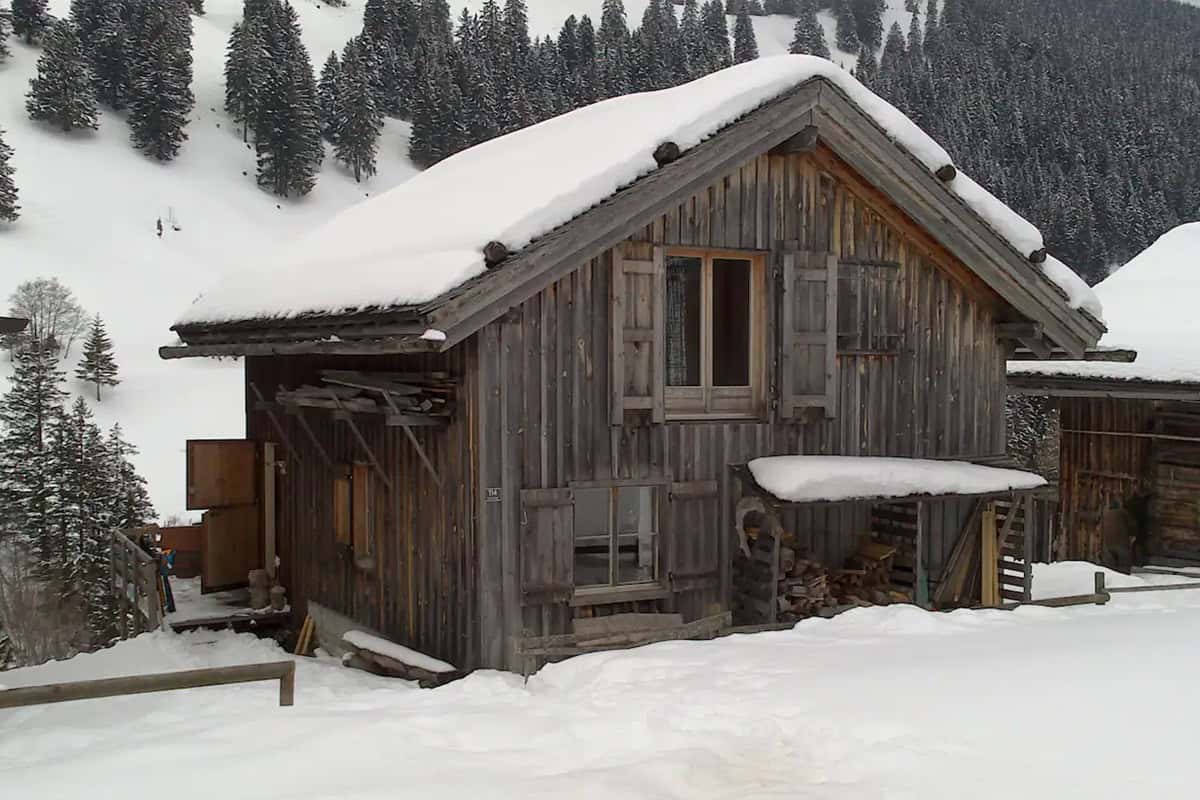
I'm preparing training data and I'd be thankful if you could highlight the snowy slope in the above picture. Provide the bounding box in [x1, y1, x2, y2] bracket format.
[1009, 221, 1200, 384]
[3, 562, 1200, 799]
[0, 0, 419, 518]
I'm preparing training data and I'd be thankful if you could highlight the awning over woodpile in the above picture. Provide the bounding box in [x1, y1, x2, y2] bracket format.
[739, 456, 1048, 506]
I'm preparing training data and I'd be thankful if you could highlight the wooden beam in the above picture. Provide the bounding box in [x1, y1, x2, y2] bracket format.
[934, 164, 957, 182]
[1019, 336, 1053, 360]
[249, 382, 303, 466]
[1008, 347, 1137, 362]
[329, 392, 393, 491]
[161, 339, 439, 360]
[0, 661, 296, 710]
[283, 401, 333, 468]
[769, 125, 819, 155]
[996, 322, 1043, 341]
[653, 141, 682, 166]
[484, 241, 510, 268]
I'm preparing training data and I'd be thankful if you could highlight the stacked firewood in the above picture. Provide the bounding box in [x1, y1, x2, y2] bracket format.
[274, 370, 454, 421]
[774, 539, 913, 621]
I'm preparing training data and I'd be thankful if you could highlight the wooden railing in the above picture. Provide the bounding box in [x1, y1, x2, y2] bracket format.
[111, 528, 161, 637]
[0, 661, 296, 710]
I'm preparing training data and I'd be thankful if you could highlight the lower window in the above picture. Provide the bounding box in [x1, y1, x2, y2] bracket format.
[573, 486, 659, 589]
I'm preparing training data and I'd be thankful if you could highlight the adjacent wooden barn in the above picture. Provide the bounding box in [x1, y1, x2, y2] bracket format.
[163, 59, 1102, 672]
[1010, 223, 1200, 568]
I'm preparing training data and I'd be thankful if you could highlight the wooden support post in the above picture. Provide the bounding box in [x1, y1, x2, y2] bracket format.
[285, 398, 333, 468]
[329, 392, 394, 491]
[1023, 499, 1036, 602]
[915, 501, 929, 608]
[981, 502, 999, 607]
[263, 442, 277, 580]
[249, 382, 302, 465]
[1094, 571, 1109, 604]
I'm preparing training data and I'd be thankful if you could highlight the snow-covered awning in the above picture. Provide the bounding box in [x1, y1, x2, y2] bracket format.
[742, 456, 1047, 505]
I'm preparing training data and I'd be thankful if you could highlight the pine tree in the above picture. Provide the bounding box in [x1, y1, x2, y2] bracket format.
[732, 6, 758, 64]
[334, 43, 383, 182]
[574, 14, 598, 104]
[855, 41, 878, 87]
[317, 51, 342, 142]
[699, 0, 731, 72]
[906, 4, 923, 66]
[596, 0, 630, 98]
[0, 339, 68, 571]
[679, 0, 702, 78]
[88, 0, 133, 110]
[879, 21, 905, 74]
[26, 20, 100, 134]
[224, 21, 266, 142]
[834, 1, 860, 54]
[127, 0, 194, 161]
[923, 0, 939, 55]
[0, 128, 18, 223]
[74, 315, 119, 401]
[105, 423, 154, 530]
[12, 0, 50, 44]
[851, 0, 885, 52]
[789, 2, 830, 59]
[0, 6, 13, 62]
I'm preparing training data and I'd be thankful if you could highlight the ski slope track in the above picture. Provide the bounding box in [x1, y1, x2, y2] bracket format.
[0, 0, 911, 516]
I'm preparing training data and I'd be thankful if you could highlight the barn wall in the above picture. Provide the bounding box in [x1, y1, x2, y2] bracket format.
[478, 146, 1011, 671]
[244, 346, 479, 669]
[1058, 397, 1200, 563]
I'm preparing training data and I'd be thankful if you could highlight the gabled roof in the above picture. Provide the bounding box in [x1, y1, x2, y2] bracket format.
[164, 56, 1104, 360]
[1009, 222, 1200, 399]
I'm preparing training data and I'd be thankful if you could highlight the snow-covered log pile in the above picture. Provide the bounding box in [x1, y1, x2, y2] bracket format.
[274, 370, 454, 424]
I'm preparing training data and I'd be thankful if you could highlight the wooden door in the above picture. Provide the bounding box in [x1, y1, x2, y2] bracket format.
[202, 505, 261, 593]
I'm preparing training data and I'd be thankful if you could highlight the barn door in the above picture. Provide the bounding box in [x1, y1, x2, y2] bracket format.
[520, 488, 575, 606]
[187, 440, 262, 593]
[779, 250, 838, 419]
[611, 243, 666, 425]
[666, 480, 721, 605]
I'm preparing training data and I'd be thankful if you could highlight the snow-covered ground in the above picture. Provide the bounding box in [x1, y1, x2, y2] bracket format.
[3, 561, 1198, 799]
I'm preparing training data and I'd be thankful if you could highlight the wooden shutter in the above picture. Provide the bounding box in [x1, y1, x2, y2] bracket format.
[186, 440, 258, 510]
[520, 488, 575, 606]
[665, 480, 720, 593]
[779, 251, 838, 419]
[333, 469, 352, 546]
[611, 243, 666, 425]
[352, 463, 372, 557]
[201, 504, 260, 592]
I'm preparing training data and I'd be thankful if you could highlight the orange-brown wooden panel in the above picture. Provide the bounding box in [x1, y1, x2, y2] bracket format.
[187, 440, 258, 510]
[201, 504, 261, 592]
[333, 475, 352, 547]
[352, 463, 371, 557]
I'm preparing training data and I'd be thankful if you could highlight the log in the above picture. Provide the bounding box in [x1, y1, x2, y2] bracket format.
[653, 141, 682, 166]
[934, 164, 957, 182]
[484, 240, 510, 268]
[1028, 248, 1048, 264]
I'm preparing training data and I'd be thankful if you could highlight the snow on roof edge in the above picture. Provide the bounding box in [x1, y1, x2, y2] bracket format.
[175, 56, 1097, 331]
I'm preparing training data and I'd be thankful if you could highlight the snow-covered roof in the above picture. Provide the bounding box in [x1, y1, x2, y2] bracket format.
[176, 55, 1096, 331]
[1009, 222, 1200, 386]
[747, 456, 1047, 504]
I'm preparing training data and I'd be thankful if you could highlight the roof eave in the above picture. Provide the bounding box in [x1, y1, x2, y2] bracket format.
[1007, 372, 1200, 401]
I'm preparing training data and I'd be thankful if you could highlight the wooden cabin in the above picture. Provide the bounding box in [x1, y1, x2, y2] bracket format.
[163, 61, 1102, 672]
[1010, 223, 1200, 568]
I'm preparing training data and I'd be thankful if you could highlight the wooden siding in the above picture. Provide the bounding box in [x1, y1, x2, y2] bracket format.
[477, 146, 1011, 671]
[1058, 397, 1200, 562]
[243, 346, 479, 669]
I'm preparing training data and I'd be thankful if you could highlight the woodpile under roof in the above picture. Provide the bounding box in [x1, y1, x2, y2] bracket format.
[274, 370, 455, 427]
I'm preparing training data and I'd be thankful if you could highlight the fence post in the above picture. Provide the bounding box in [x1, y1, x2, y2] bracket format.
[1094, 571, 1109, 604]
[279, 661, 296, 707]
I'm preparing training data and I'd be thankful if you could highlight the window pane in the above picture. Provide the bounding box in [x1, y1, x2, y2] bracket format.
[616, 487, 656, 584]
[573, 488, 610, 587]
[712, 258, 751, 387]
[666, 256, 702, 387]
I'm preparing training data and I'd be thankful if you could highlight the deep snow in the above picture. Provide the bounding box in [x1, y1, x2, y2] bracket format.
[1009, 221, 1200, 384]
[2, 562, 1199, 799]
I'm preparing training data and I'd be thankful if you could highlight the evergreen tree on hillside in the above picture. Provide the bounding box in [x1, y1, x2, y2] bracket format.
[834, 1, 859, 53]
[88, 0, 134, 110]
[334, 43, 383, 182]
[574, 14, 598, 104]
[922, 0, 939, 55]
[680, 0, 702, 78]
[879, 21, 905, 74]
[317, 51, 342, 142]
[0, 128, 18, 223]
[408, 38, 465, 165]
[74, 315, 119, 401]
[0, 5, 14, 61]
[105, 423, 154, 530]
[596, 0, 630, 98]
[634, 0, 671, 90]
[905, 5, 922, 65]
[12, 0, 50, 44]
[851, 0, 885, 52]
[26, 20, 100, 133]
[855, 41, 877, 87]
[789, 2, 830, 58]
[127, 0, 194, 161]
[224, 21, 266, 141]
[733, 6, 758, 64]
[699, 0, 731, 73]
[0, 340, 67, 571]
[254, 45, 324, 197]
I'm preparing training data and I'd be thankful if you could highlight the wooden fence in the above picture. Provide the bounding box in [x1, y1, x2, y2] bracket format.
[111, 529, 161, 637]
[0, 661, 296, 710]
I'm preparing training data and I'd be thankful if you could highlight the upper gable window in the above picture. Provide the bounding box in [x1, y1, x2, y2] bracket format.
[664, 250, 764, 417]
[611, 245, 765, 423]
